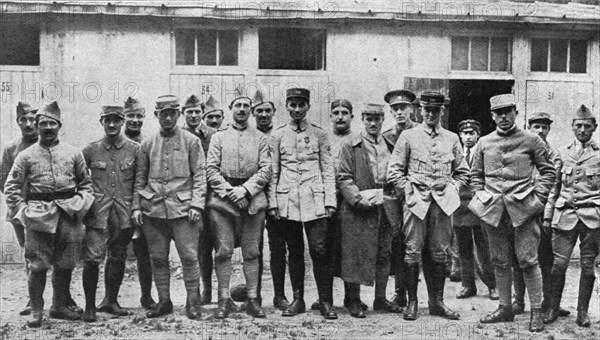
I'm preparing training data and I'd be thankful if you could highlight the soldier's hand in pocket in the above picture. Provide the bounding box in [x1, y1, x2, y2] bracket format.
[268, 208, 280, 219]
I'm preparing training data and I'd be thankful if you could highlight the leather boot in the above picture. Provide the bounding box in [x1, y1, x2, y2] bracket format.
[428, 262, 459, 320]
[246, 298, 266, 318]
[185, 291, 202, 320]
[311, 299, 320, 310]
[343, 282, 368, 311]
[542, 274, 565, 324]
[282, 289, 306, 317]
[199, 250, 213, 306]
[214, 297, 237, 319]
[97, 260, 129, 316]
[146, 299, 173, 318]
[132, 237, 157, 310]
[456, 286, 477, 299]
[273, 296, 290, 311]
[576, 274, 595, 327]
[49, 269, 81, 320]
[319, 294, 337, 320]
[82, 263, 99, 322]
[392, 260, 408, 308]
[61, 269, 83, 314]
[26, 271, 46, 328]
[21, 262, 32, 316]
[529, 308, 545, 332]
[403, 263, 419, 321]
[511, 300, 525, 315]
[480, 304, 515, 323]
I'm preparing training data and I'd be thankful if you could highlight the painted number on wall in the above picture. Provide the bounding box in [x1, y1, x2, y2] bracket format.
[548, 91, 555, 100]
[1, 82, 15, 92]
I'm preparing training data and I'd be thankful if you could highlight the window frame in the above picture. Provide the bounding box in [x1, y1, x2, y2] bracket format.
[529, 37, 589, 75]
[257, 27, 327, 72]
[171, 26, 242, 72]
[0, 23, 41, 67]
[449, 34, 513, 74]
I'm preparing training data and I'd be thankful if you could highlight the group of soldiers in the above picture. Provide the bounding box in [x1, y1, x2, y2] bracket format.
[0, 86, 598, 333]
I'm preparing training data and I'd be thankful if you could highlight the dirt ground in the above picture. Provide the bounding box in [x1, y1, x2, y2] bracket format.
[1, 259, 599, 340]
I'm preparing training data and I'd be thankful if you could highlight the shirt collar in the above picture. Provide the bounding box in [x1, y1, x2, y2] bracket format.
[289, 119, 308, 132]
[257, 124, 273, 134]
[361, 130, 382, 144]
[102, 134, 125, 149]
[160, 126, 179, 138]
[232, 122, 248, 131]
[422, 123, 441, 136]
[333, 126, 351, 136]
[496, 124, 517, 136]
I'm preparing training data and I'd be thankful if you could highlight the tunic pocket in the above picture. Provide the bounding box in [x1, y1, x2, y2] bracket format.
[90, 161, 107, 179]
[311, 184, 327, 217]
[120, 159, 135, 181]
[275, 186, 290, 218]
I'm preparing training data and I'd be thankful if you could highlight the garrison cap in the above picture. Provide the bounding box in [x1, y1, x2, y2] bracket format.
[230, 85, 251, 107]
[489, 94, 516, 111]
[100, 105, 124, 118]
[362, 103, 385, 115]
[384, 90, 416, 106]
[203, 95, 223, 118]
[286, 88, 310, 101]
[37, 101, 61, 123]
[420, 91, 445, 107]
[528, 111, 553, 125]
[155, 95, 180, 112]
[331, 99, 353, 113]
[458, 119, 481, 134]
[16, 101, 38, 119]
[124, 97, 145, 114]
[252, 89, 275, 110]
[573, 104, 595, 121]
[183, 94, 202, 110]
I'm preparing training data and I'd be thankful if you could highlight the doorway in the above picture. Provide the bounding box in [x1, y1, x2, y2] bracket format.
[448, 80, 514, 135]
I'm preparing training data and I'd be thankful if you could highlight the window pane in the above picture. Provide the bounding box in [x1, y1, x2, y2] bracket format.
[550, 39, 568, 72]
[197, 30, 217, 65]
[471, 37, 489, 71]
[0, 24, 39, 66]
[451, 37, 469, 70]
[175, 30, 195, 65]
[569, 39, 587, 74]
[531, 38, 548, 72]
[218, 31, 238, 66]
[490, 37, 509, 71]
[259, 28, 325, 70]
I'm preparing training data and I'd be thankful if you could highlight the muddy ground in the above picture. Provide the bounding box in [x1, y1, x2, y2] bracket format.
[1, 258, 599, 340]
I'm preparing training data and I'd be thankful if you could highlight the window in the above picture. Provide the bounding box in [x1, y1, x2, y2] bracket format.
[451, 36, 510, 72]
[259, 28, 325, 70]
[531, 38, 587, 73]
[175, 29, 238, 66]
[0, 24, 39, 66]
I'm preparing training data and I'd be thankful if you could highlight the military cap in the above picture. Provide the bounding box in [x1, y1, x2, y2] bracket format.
[155, 95, 180, 112]
[489, 93, 516, 111]
[100, 105, 124, 118]
[286, 88, 310, 101]
[183, 94, 202, 110]
[251, 89, 274, 110]
[230, 85, 251, 107]
[37, 101, 61, 123]
[458, 119, 481, 134]
[124, 97, 145, 114]
[573, 104, 595, 121]
[203, 95, 223, 118]
[330, 98, 353, 113]
[384, 90, 416, 106]
[362, 103, 385, 115]
[16, 101, 38, 119]
[420, 91, 445, 107]
[528, 111, 553, 125]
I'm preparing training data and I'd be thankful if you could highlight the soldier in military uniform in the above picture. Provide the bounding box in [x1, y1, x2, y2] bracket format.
[122, 97, 157, 310]
[454, 120, 497, 300]
[80, 106, 140, 322]
[470, 94, 555, 332]
[0, 102, 38, 315]
[132, 95, 206, 320]
[203, 96, 225, 130]
[511, 111, 568, 318]
[382, 90, 419, 310]
[206, 89, 271, 319]
[387, 91, 468, 321]
[267, 88, 338, 320]
[181, 94, 216, 306]
[337, 103, 401, 318]
[544, 105, 599, 327]
[4, 102, 94, 328]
